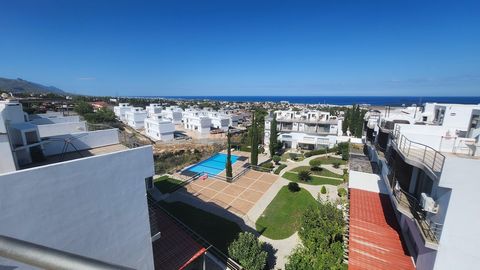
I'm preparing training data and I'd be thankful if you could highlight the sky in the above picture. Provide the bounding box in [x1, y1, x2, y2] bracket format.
[0, 0, 479, 96]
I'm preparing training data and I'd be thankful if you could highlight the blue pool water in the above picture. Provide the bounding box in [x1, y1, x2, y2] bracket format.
[187, 153, 239, 176]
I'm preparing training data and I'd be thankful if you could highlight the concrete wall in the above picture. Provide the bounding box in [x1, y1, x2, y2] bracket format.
[42, 129, 119, 156]
[0, 146, 155, 269]
[37, 121, 87, 137]
[0, 134, 16, 174]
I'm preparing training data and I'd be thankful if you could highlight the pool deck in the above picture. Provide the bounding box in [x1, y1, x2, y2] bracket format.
[179, 170, 278, 216]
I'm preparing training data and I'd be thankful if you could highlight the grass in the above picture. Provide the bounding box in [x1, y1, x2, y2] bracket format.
[283, 171, 343, 186]
[312, 156, 347, 165]
[159, 201, 242, 253]
[153, 175, 184, 193]
[256, 186, 317, 239]
[292, 166, 343, 178]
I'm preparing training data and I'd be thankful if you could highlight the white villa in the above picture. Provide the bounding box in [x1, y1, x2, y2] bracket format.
[182, 109, 212, 134]
[145, 103, 162, 117]
[161, 106, 183, 124]
[124, 107, 147, 129]
[364, 102, 480, 270]
[113, 103, 133, 121]
[144, 114, 175, 141]
[264, 109, 343, 150]
[0, 99, 155, 269]
[205, 111, 230, 131]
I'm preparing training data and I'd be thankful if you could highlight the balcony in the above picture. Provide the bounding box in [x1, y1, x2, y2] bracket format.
[391, 180, 443, 249]
[391, 126, 445, 179]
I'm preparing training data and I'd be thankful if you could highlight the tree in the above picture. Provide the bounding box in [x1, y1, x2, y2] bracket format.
[228, 232, 267, 270]
[250, 112, 259, 166]
[74, 101, 93, 116]
[298, 170, 311, 182]
[272, 155, 281, 164]
[269, 115, 278, 157]
[226, 129, 233, 178]
[321, 186, 327, 194]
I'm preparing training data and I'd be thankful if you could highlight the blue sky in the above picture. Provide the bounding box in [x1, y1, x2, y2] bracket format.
[1, 0, 479, 96]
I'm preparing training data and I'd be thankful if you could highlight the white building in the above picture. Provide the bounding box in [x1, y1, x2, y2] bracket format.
[144, 114, 175, 141]
[264, 109, 343, 150]
[113, 103, 134, 122]
[364, 103, 480, 270]
[145, 103, 162, 117]
[161, 106, 183, 124]
[205, 111, 230, 131]
[124, 107, 147, 129]
[0, 99, 155, 269]
[182, 110, 211, 134]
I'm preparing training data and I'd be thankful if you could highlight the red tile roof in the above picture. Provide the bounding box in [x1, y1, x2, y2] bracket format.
[348, 188, 415, 270]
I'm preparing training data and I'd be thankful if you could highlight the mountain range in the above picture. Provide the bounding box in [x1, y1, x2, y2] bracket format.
[0, 77, 66, 94]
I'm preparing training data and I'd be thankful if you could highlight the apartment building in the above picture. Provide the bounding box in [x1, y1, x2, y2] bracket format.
[113, 103, 133, 121]
[124, 107, 147, 129]
[0, 99, 155, 269]
[264, 109, 343, 150]
[144, 114, 175, 141]
[364, 103, 480, 270]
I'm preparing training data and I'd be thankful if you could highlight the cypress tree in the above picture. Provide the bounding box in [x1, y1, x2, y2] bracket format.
[226, 129, 233, 178]
[251, 112, 259, 166]
[269, 115, 278, 157]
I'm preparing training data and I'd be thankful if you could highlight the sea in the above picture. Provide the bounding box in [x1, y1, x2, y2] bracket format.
[140, 96, 480, 106]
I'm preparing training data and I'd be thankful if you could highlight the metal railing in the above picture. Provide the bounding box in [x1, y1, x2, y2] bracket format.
[392, 181, 443, 245]
[0, 235, 134, 270]
[148, 198, 243, 270]
[392, 126, 445, 177]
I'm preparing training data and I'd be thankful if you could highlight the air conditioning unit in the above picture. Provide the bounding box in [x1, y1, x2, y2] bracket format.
[421, 193, 439, 214]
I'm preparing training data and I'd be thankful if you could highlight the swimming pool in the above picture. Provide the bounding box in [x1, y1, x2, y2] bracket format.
[187, 153, 240, 176]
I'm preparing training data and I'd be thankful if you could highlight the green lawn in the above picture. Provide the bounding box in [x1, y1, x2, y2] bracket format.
[256, 186, 317, 239]
[153, 175, 184, 193]
[283, 171, 343, 186]
[292, 166, 343, 178]
[312, 156, 347, 165]
[159, 201, 242, 253]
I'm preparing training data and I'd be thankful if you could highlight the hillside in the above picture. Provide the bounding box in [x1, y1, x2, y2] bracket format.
[0, 77, 66, 94]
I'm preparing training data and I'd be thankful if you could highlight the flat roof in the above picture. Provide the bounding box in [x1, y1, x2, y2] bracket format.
[20, 144, 128, 169]
[348, 188, 414, 270]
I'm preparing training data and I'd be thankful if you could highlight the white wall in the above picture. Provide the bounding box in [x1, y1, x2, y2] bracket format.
[42, 129, 119, 156]
[36, 121, 87, 137]
[0, 134, 16, 173]
[0, 146, 155, 269]
[432, 156, 480, 270]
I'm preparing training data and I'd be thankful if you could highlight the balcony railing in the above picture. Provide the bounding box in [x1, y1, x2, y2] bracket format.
[392, 181, 443, 247]
[392, 126, 445, 178]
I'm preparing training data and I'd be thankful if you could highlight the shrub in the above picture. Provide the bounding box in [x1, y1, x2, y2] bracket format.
[288, 182, 300, 192]
[321, 186, 327, 194]
[310, 166, 323, 172]
[342, 151, 349, 161]
[274, 164, 287, 175]
[298, 170, 312, 182]
[272, 155, 281, 164]
[337, 187, 347, 197]
[333, 162, 341, 169]
[259, 146, 265, 154]
[309, 159, 322, 168]
[289, 153, 299, 161]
